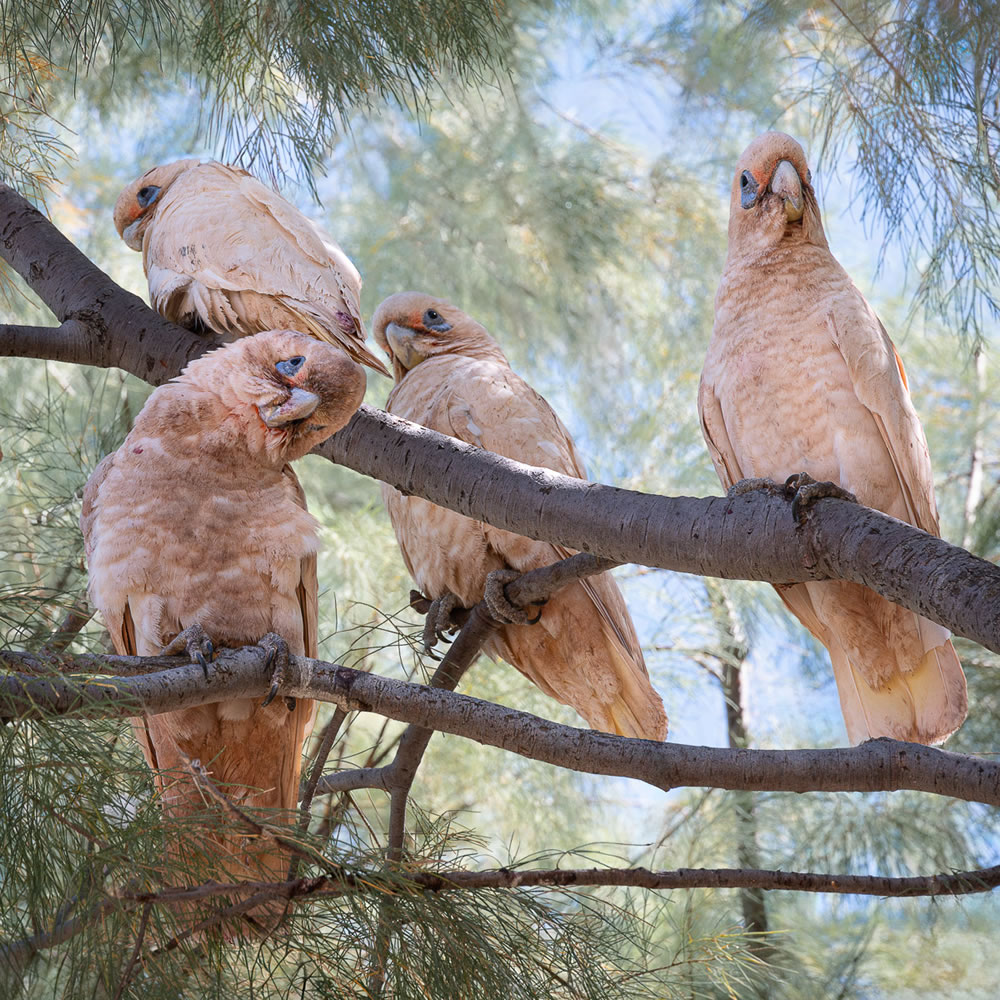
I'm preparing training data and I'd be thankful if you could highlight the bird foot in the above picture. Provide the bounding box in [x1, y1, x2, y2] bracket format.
[258, 632, 296, 711]
[421, 592, 463, 657]
[783, 472, 858, 524]
[483, 569, 546, 626]
[726, 477, 786, 499]
[161, 623, 214, 680]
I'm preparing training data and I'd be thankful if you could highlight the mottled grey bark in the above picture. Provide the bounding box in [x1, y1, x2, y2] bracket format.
[5, 647, 1000, 809]
[2, 182, 999, 654]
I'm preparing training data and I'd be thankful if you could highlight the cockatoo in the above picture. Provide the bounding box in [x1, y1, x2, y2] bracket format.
[113, 158, 389, 375]
[374, 292, 668, 740]
[699, 131, 967, 745]
[81, 329, 365, 886]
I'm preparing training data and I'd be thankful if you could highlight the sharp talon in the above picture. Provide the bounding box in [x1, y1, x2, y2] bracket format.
[162, 623, 214, 679]
[783, 472, 858, 524]
[421, 592, 463, 655]
[525, 608, 543, 625]
[257, 632, 291, 709]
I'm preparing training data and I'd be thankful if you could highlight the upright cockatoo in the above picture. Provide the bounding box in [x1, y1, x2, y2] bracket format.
[81, 329, 365, 885]
[113, 158, 389, 375]
[374, 292, 668, 740]
[698, 131, 967, 745]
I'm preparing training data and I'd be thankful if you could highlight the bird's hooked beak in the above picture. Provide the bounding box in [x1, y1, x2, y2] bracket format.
[122, 217, 145, 251]
[770, 159, 804, 223]
[258, 387, 320, 428]
[384, 322, 425, 375]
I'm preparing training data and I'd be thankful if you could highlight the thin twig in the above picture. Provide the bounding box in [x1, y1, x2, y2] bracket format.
[183, 758, 339, 874]
[290, 706, 348, 879]
[111, 903, 151, 1000]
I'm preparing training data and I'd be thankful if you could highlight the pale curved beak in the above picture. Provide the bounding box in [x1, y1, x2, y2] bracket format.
[122, 217, 145, 251]
[258, 387, 320, 427]
[384, 322, 425, 374]
[771, 159, 804, 222]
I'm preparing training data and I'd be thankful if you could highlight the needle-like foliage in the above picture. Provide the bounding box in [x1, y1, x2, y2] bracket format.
[0, 0, 523, 194]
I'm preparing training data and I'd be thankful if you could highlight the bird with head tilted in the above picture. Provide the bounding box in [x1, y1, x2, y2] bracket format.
[113, 158, 390, 376]
[698, 131, 967, 745]
[374, 291, 668, 741]
[81, 329, 366, 889]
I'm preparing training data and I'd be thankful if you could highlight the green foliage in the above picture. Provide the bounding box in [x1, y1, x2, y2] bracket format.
[2, 0, 1000, 996]
[0, 0, 521, 194]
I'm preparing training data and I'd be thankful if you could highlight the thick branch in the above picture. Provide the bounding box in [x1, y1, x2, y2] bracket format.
[2, 181, 1000, 653]
[0, 184, 213, 381]
[4, 649, 1000, 808]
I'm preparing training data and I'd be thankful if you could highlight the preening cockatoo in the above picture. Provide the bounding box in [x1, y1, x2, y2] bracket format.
[81, 329, 365, 885]
[698, 131, 967, 745]
[113, 158, 390, 375]
[374, 292, 668, 741]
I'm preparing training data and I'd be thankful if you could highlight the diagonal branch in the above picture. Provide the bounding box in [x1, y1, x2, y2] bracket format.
[2, 181, 999, 655]
[297, 555, 621, 866]
[4, 648, 1000, 809]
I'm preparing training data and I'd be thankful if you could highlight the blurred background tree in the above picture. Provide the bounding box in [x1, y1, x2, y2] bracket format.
[2, 1, 999, 997]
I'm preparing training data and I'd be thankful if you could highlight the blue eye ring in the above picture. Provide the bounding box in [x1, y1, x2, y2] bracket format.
[276, 355, 306, 378]
[136, 185, 161, 209]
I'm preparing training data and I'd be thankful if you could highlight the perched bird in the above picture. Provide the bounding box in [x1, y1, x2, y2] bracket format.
[698, 131, 967, 745]
[81, 329, 366, 886]
[113, 158, 389, 375]
[374, 292, 668, 740]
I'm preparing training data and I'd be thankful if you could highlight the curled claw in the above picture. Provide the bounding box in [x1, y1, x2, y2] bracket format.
[161, 623, 214, 680]
[258, 632, 295, 711]
[483, 569, 546, 626]
[783, 472, 858, 524]
[422, 592, 462, 656]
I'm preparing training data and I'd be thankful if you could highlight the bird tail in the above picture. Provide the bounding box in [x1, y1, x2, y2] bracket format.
[490, 575, 668, 741]
[831, 627, 967, 746]
[776, 581, 967, 745]
[601, 636, 670, 741]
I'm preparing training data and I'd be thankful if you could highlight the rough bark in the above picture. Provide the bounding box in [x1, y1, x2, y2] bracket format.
[5, 648, 1000, 809]
[2, 181, 1000, 654]
[0, 184, 1000, 652]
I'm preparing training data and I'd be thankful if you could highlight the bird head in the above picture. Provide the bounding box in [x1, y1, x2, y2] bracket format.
[727, 132, 827, 252]
[178, 329, 366, 465]
[113, 159, 203, 251]
[372, 292, 505, 383]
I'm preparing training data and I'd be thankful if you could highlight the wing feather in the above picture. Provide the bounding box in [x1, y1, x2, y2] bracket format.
[826, 303, 939, 533]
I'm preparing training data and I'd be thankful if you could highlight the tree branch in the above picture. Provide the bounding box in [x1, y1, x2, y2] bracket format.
[2, 181, 999, 656]
[6, 852, 996, 972]
[4, 648, 1000, 809]
[0, 184, 1000, 652]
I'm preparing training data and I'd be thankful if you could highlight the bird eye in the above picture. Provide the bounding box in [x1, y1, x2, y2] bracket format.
[421, 308, 452, 334]
[739, 170, 759, 210]
[136, 185, 161, 209]
[276, 355, 306, 378]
